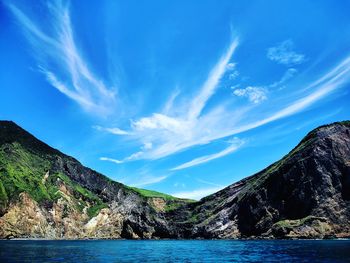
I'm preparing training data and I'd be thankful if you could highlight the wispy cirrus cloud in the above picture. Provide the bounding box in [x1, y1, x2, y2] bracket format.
[270, 68, 298, 89]
[7, 1, 115, 114]
[117, 167, 169, 187]
[196, 178, 224, 188]
[98, 37, 350, 170]
[232, 67, 298, 103]
[93, 125, 129, 135]
[129, 175, 168, 187]
[267, 40, 306, 66]
[187, 38, 239, 121]
[99, 157, 123, 164]
[171, 138, 244, 171]
[99, 37, 242, 166]
[222, 55, 350, 137]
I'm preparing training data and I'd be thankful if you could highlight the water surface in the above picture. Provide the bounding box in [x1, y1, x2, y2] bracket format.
[0, 240, 349, 262]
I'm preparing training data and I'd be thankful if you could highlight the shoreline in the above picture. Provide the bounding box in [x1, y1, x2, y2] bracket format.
[2, 237, 349, 241]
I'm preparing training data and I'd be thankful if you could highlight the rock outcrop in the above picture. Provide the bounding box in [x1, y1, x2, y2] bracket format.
[0, 120, 350, 239]
[178, 121, 350, 239]
[0, 121, 188, 239]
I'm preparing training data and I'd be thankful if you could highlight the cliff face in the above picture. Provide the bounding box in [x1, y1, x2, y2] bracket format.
[181, 121, 350, 239]
[0, 121, 188, 239]
[0, 120, 349, 239]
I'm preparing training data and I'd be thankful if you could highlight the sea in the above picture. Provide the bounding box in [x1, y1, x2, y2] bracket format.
[0, 239, 349, 262]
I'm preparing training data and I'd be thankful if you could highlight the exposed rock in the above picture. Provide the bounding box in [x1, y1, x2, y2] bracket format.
[183, 121, 350, 239]
[0, 192, 48, 238]
[0, 120, 350, 239]
[148, 198, 166, 212]
[0, 121, 186, 239]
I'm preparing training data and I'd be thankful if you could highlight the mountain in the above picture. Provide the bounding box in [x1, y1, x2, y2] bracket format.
[175, 120, 350, 239]
[0, 121, 190, 239]
[0, 120, 349, 239]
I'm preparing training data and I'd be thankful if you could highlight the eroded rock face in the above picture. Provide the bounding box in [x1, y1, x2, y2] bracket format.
[0, 120, 350, 239]
[184, 121, 350, 239]
[0, 193, 52, 238]
[0, 121, 181, 239]
[0, 185, 175, 239]
[270, 216, 333, 239]
[0, 191, 123, 239]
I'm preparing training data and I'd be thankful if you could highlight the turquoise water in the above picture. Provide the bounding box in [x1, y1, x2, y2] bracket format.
[0, 240, 350, 262]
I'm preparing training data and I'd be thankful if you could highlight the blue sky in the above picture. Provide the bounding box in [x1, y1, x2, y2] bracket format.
[1, 0, 350, 199]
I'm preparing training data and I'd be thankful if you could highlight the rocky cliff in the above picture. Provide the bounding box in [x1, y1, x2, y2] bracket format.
[0, 120, 349, 239]
[0, 121, 190, 239]
[176, 120, 350, 239]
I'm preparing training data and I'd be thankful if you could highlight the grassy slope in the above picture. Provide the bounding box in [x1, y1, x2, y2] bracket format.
[0, 141, 188, 216]
[0, 121, 191, 216]
[128, 186, 195, 212]
[128, 186, 188, 201]
[0, 142, 108, 217]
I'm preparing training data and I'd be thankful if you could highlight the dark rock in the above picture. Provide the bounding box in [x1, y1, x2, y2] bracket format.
[1, 120, 350, 239]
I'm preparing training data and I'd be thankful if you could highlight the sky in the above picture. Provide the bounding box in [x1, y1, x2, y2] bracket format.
[1, 0, 350, 200]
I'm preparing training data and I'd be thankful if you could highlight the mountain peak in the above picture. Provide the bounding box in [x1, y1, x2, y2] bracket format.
[0, 120, 63, 157]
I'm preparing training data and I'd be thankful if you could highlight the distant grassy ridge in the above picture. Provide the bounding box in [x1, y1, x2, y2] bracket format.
[128, 186, 194, 202]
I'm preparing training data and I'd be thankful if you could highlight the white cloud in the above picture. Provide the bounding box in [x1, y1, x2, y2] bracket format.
[196, 178, 223, 188]
[100, 151, 144, 164]
[98, 38, 350, 168]
[270, 68, 298, 89]
[171, 138, 243, 171]
[232, 68, 297, 103]
[99, 157, 123, 164]
[143, 142, 153, 150]
[93, 125, 129, 135]
[226, 62, 236, 70]
[217, 56, 350, 139]
[131, 113, 185, 132]
[130, 175, 168, 187]
[233, 86, 267, 103]
[98, 37, 240, 163]
[171, 186, 223, 200]
[226, 63, 239, 80]
[163, 89, 181, 114]
[8, 2, 350, 181]
[7, 2, 115, 114]
[233, 68, 296, 103]
[267, 40, 306, 66]
[188, 38, 239, 120]
[229, 70, 239, 80]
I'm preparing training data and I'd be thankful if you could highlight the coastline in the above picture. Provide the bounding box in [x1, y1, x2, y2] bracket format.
[2, 237, 349, 241]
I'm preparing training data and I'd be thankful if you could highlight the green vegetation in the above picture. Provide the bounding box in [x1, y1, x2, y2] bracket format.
[186, 213, 199, 223]
[87, 203, 108, 218]
[55, 172, 108, 217]
[128, 186, 182, 201]
[126, 186, 195, 213]
[274, 216, 326, 229]
[0, 121, 195, 221]
[164, 202, 183, 212]
[0, 180, 8, 209]
[340, 120, 350, 126]
[0, 142, 51, 204]
[0, 142, 107, 218]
